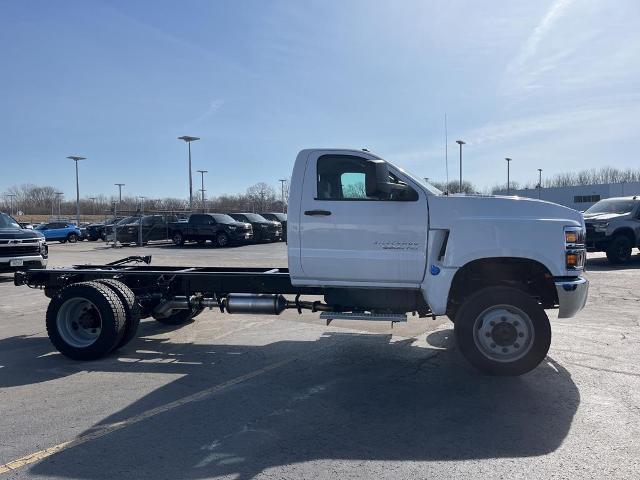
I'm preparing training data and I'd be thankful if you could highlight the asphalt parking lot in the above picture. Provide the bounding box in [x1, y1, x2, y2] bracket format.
[1, 242, 639, 479]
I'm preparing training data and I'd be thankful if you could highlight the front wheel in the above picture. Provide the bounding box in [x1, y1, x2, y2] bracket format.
[67, 233, 78, 243]
[454, 286, 551, 376]
[606, 235, 633, 264]
[215, 232, 229, 248]
[172, 231, 185, 246]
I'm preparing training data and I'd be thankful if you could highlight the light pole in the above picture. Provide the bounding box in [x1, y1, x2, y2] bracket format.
[178, 136, 200, 212]
[197, 170, 208, 213]
[138, 196, 146, 246]
[113, 184, 125, 247]
[456, 140, 465, 193]
[55, 192, 64, 219]
[66, 156, 86, 225]
[5, 194, 16, 216]
[114, 183, 125, 204]
[279, 179, 287, 213]
[537, 169, 543, 199]
[505, 158, 512, 195]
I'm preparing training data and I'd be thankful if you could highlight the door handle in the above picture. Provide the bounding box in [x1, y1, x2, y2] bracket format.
[304, 210, 332, 216]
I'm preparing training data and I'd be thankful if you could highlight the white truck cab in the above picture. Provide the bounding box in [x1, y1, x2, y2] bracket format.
[288, 149, 588, 375]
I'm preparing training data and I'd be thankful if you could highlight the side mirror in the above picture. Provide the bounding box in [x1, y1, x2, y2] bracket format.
[365, 160, 411, 199]
[365, 160, 391, 197]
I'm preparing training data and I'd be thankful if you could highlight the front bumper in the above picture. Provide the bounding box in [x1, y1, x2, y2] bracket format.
[0, 255, 47, 273]
[555, 276, 589, 318]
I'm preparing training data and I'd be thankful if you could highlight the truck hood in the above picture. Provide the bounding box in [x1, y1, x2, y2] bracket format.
[0, 228, 45, 240]
[583, 212, 630, 222]
[429, 195, 584, 229]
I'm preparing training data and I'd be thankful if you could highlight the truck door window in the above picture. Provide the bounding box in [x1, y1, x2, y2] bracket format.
[317, 154, 417, 201]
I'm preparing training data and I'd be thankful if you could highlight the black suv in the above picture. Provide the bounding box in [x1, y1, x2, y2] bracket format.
[169, 213, 253, 247]
[114, 215, 178, 245]
[85, 217, 124, 241]
[228, 213, 282, 242]
[261, 212, 287, 241]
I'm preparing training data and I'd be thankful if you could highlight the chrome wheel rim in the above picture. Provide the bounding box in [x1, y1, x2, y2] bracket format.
[218, 234, 228, 247]
[56, 298, 102, 348]
[473, 304, 534, 363]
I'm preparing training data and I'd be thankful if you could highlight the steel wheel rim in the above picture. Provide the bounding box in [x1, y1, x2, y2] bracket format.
[56, 298, 102, 348]
[473, 304, 534, 363]
[218, 234, 228, 247]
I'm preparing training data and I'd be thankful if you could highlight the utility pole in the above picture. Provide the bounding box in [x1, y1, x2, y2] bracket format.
[456, 140, 465, 193]
[505, 158, 512, 195]
[537, 169, 543, 199]
[197, 170, 208, 213]
[178, 136, 200, 212]
[66, 156, 86, 225]
[115, 183, 125, 204]
[279, 179, 287, 213]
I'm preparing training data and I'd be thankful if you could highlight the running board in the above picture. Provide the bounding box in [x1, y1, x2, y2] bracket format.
[320, 311, 407, 326]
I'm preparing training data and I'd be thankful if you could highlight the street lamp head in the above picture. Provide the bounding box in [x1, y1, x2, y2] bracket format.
[197, 170, 208, 174]
[178, 136, 200, 143]
[538, 168, 543, 173]
[114, 183, 125, 187]
[66, 156, 86, 161]
[456, 140, 465, 145]
[505, 157, 512, 162]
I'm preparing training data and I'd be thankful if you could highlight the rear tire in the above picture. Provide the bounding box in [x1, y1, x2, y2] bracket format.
[606, 235, 632, 264]
[46, 282, 126, 360]
[94, 279, 140, 350]
[454, 286, 551, 376]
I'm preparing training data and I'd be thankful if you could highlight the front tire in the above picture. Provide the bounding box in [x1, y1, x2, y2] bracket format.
[67, 233, 78, 243]
[606, 235, 632, 264]
[46, 282, 126, 360]
[454, 286, 551, 376]
[172, 231, 185, 246]
[216, 232, 229, 248]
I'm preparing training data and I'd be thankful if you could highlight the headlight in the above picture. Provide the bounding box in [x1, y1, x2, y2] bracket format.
[593, 222, 609, 232]
[564, 226, 586, 270]
[228, 226, 237, 231]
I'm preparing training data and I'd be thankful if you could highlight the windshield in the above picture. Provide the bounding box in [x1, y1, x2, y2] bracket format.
[266, 213, 286, 221]
[0, 213, 21, 229]
[212, 214, 236, 224]
[585, 199, 636, 215]
[243, 213, 267, 222]
[118, 216, 139, 225]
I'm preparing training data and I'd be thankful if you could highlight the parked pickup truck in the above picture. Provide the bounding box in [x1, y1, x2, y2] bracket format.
[0, 212, 48, 273]
[584, 196, 640, 264]
[228, 213, 282, 242]
[14, 148, 588, 376]
[169, 213, 253, 247]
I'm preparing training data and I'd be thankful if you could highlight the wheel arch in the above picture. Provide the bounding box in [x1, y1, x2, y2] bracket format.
[446, 257, 557, 318]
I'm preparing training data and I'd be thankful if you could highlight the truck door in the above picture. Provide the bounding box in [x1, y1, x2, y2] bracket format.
[299, 152, 429, 285]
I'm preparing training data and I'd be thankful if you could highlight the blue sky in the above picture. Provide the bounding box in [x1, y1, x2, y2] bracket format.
[1, 0, 639, 199]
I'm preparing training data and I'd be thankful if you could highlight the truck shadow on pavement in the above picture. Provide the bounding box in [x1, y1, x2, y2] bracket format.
[0, 324, 580, 479]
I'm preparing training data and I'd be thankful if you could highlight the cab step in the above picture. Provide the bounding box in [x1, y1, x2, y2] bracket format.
[320, 311, 407, 326]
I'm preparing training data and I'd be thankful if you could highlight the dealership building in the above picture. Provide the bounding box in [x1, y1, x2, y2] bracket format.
[494, 182, 640, 211]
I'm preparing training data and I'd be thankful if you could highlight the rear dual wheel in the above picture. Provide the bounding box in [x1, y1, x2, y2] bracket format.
[45, 280, 141, 360]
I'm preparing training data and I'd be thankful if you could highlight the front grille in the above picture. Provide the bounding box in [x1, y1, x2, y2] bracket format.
[0, 245, 41, 257]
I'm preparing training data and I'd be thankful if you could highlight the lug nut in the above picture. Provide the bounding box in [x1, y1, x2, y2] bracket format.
[502, 347, 508, 353]
[518, 332, 524, 337]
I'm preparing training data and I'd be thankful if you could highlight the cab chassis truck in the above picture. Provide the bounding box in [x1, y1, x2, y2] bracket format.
[13, 149, 589, 376]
